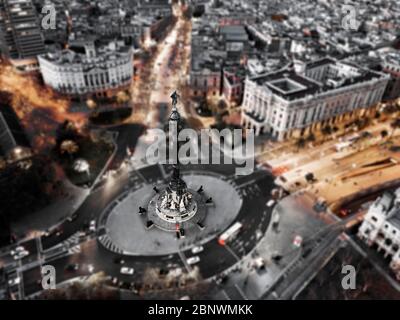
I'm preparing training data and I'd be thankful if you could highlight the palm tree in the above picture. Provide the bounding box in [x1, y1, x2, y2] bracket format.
[60, 140, 79, 159]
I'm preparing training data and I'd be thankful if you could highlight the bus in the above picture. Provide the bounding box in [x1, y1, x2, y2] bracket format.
[218, 222, 243, 246]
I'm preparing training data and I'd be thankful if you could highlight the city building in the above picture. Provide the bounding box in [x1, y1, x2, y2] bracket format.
[190, 56, 222, 100]
[222, 65, 245, 106]
[381, 50, 400, 101]
[218, 24, 248, 61]
[358, 188, 400, 280]
[0, 0, 45, 68]
[241, 57, 390, 140]
[38, 41, 133, 97]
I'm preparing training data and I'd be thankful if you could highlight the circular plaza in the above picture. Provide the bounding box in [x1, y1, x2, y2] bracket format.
[100, 172, 243, 256]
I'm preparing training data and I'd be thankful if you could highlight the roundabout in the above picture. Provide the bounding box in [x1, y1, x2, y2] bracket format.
[100, 172, 243, 256]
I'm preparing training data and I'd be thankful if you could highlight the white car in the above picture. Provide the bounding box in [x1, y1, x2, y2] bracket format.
[186, 256, 200, 265]
[191, 246, 204, 254]
[10, 246, 25, 256]
[13, 250, 29, 260]
[8, 277, 21, 286]
[266, 200, 276, 208]
[88, 264, 95, 273]
[120, 267, 135, 275]
[89, 220, 96, 232]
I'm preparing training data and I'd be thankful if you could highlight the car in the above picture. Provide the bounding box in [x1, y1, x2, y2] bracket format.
[88, 264, 94, 273]
[120, 267, 135, 275]
[266, 200, 276, 208]
[10, 246, 25, 256]
[13, 250, 29, 260]
[186, 256, 200, 265]
[89, 220, 96, 232]
[8, 277, 20, 286]
[191, 246, 204, 254]
[65, 263, 79, 272]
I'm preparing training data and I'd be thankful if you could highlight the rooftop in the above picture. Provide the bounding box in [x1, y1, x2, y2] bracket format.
[250, 58, 387, 101]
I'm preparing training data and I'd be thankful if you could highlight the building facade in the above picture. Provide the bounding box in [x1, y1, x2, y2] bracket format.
[222, 66, 245, 106]
[381, 51, 400, 101]
[241, 58, 390, 140]
[358, 188, 400, 280]
[0, 0, 45, 62]
[38, 41, 133, 97]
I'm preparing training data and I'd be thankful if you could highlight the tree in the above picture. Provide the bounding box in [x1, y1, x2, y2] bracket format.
[306, 133, 316, 142]
[305, 172, 316, 183]
[296, 137, 306, 151]
[321, 125, 332, 141]
[116, 91, 130, 104]
[60, 140, 79, 159]
[380, 130, 389, 140]
[390, 118, 400, 139]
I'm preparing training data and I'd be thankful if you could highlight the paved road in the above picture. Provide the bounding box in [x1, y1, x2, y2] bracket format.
[9, 162, 276, 298]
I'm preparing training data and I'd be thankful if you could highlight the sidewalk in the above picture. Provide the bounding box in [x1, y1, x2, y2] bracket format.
[212, 192, 329, 300]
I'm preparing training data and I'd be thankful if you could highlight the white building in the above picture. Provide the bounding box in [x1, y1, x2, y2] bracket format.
[358, 188, 400, 280]
[241, 57, 390, 140]
[38, 41, 133, 97]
